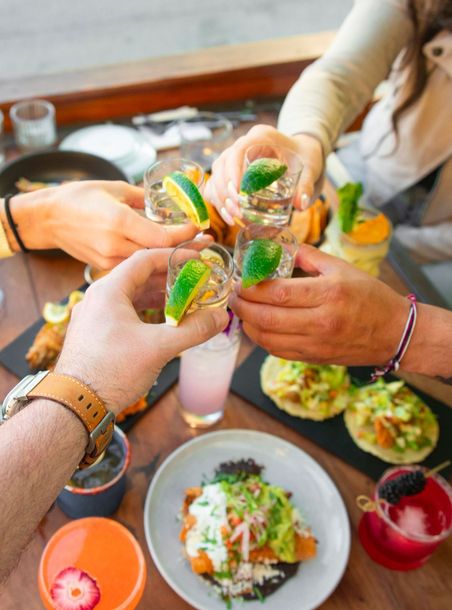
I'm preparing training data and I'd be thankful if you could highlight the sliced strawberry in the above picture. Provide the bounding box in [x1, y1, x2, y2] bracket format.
[50, 567, 100, 610]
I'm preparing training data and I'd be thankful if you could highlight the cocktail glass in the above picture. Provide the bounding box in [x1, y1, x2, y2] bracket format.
[358, 465, 452, 571]
[143, 158, 204, 224]
[178, 111, 233, 171]
[167, 238, 234, 311]
[239, 144, 303, 226]
[320, 208, 392, 277]
[233, 224, 298, 283]
[178, 317, 241, 428]
[39, 517, 146, 609]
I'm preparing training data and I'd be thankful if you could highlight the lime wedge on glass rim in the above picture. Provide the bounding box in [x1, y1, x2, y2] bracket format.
[162, 171, 210, 230]
[241, 239, 283, 288]
[165, 259, 212, 326]
[240, 158, 288, 194]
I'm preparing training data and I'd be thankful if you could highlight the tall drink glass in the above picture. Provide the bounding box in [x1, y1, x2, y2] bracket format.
[239, 144, 302, 226]
[358, 466, 452, 570]
[320, 208, 392, 277]
[167, 238, 234, 312]
[178, 320, 241, 428]
[233, 224, 298, 282]
[144, 158, 204, 224]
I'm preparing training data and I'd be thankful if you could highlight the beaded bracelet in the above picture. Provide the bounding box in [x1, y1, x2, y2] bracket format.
[371, 294, 417, 382]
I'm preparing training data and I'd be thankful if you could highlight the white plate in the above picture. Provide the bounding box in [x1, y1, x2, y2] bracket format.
[144, 430, 350, 610]
[60, 124, 156, 183]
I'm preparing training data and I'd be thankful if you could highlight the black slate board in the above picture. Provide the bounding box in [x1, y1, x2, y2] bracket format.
[231, 347, 452, 481]
[0, 290, 180, 432]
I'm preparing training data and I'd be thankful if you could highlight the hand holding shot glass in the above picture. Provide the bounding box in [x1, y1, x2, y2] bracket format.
[144, 158, 208, 227]
[238, 144, 303, 226]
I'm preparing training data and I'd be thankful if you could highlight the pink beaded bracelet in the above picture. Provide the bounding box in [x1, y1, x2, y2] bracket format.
[371, 294, 417, 382]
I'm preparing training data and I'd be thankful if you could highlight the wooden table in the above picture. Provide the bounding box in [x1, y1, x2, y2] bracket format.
[1, 124, 451, 610]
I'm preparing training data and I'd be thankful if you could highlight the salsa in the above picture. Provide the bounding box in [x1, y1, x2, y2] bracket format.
[69, 435, 124, 489]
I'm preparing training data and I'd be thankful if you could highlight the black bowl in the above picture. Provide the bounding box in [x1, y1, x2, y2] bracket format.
[0, 149, 129, 196]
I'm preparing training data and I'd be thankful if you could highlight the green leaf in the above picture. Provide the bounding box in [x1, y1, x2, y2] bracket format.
[337, 182, 363, 233]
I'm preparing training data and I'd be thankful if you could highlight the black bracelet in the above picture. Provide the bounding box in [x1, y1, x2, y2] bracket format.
[3, 194, 30, 253]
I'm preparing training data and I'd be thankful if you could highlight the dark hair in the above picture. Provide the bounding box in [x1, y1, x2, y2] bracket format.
[392, 0, 452, 133]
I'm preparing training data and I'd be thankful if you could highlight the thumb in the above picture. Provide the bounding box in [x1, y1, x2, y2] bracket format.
[296, 244, 347, 275]
[158, 308, 229, 360]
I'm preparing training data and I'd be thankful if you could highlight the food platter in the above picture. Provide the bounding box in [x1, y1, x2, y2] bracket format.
[144, 429, 350, 610]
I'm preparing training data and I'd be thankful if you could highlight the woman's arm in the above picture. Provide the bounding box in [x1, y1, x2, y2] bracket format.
[278, 0, 413, 157]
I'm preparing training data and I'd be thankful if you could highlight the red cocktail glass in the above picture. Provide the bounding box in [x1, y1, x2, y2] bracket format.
[358, 466, 452, 570]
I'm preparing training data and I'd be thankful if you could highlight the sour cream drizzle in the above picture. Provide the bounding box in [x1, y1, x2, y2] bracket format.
[186, 483, 229, 571]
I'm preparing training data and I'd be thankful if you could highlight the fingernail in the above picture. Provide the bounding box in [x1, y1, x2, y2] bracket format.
[301, 193, 310, 210]
[227, 180, 238, 199]
[220, 206, 234, 226]
[225, 198, 241, 218]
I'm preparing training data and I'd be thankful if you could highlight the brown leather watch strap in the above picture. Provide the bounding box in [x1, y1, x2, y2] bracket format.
[27, 372, 115, 469]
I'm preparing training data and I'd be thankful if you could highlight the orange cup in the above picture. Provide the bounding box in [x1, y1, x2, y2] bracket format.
[38, 517, 146, 610]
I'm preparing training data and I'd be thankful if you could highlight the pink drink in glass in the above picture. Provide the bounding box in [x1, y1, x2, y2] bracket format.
[178, 330, 240, 428]
[359, 466, 452, 570]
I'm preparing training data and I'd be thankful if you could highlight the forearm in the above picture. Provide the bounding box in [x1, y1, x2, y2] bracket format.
[278, 0, 412, 156]
[401, 303, 452, 382]
[0, 399, 86, 582]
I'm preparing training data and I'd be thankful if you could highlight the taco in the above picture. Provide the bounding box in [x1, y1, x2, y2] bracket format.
[344, 379, 439, 464]
[260, 355, 351, 420]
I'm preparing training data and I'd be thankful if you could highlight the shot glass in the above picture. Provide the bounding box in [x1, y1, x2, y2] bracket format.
[239, 144, 303, 226]
[144, 158, 204, 224]
[10, 99, 57, 151]
[167, 238, 234, 311]
[178, 111, 233, 171]
[178, 315, 241, 428]
[320, 208, 392, 277]
[358, 465, 452, 571]
[233, 224, 298, 283]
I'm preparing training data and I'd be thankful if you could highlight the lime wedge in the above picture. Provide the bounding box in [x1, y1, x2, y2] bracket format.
[163, 171, 210, 230]
[68, 290, 85, 309]
[43, 302, 70, 325]
[241, 239, 283, 288]
[240, 158, 288, 195]
[165, 259, 212, 326]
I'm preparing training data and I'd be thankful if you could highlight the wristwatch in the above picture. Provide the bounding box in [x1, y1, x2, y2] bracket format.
[1, 371, 115, 468]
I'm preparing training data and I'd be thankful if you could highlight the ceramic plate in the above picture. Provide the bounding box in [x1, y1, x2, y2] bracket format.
[60, 124, 157, 182]
[144, 430, 350, 610]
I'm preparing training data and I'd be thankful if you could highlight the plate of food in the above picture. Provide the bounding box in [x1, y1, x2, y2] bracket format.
[144, 429, 350, 610]
[0, 150, 128, 196]
[230, 347, 451, 480]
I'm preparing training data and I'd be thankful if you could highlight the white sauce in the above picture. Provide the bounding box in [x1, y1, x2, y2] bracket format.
[186, 483, 229, 571]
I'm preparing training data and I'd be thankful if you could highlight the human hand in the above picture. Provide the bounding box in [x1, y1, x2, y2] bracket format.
[229, 245, 409, 366]
[55, 249, 228, 413]
[204, 125, 324, 225]
[11, 181, 197, 268]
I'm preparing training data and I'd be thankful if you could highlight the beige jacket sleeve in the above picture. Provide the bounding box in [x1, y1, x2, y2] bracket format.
[278, 0, 413, 157]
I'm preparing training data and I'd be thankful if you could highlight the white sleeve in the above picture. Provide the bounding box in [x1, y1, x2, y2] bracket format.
[395, 223, 452, 263]
[278, 0, 413, 156]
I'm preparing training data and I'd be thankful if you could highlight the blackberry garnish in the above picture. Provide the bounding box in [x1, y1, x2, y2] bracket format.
[379, 470, 426, 505]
